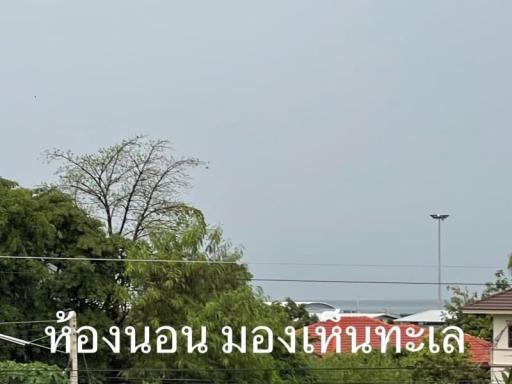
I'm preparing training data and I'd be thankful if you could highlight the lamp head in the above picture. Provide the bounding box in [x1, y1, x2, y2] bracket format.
[430, 214, 450, 220]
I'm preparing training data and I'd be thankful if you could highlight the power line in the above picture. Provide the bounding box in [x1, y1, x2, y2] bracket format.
[0, 320, 57, 325]
[0, 255, 504, 270]
[0, 268, 506, 287]
[0, 267, 507, 286]
[0, 255, 239, 264]
[0, 366, 491, 372]
[0, 378, 492, 384]
[0, 332, 65, 353]
[82, 352, 92, 384]
[250, 278, 505, 287]
[248, 262, 501, 269]
[94, 378, 491, 384]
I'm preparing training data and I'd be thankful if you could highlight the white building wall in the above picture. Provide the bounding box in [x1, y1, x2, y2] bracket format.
[491, 315, 512, 384]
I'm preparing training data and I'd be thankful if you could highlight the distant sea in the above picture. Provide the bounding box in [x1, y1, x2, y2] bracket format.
[312, 299, 440, 316]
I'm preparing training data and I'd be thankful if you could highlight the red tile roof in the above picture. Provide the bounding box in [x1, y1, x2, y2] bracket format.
[308, 316, 490, 365]
[463, 333, 491, 365]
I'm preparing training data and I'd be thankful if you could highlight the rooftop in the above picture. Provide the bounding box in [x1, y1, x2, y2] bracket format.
[309, 316, 490, 365]
[463, 289, 512, 314]
[394, 310, 453, 324]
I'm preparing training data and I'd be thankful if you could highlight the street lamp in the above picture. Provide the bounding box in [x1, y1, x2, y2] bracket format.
[430, 214, 450, 308]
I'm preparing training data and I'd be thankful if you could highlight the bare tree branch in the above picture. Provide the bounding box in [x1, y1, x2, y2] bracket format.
[46, 136, 203, 243]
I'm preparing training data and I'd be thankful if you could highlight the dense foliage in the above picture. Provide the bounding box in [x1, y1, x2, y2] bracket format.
[0, 178, 128, 371]
[0, 139, 493, 383]
[445, 270, 512, 340]
[308, 345, 488, 384]
[0, 361, 66, 384]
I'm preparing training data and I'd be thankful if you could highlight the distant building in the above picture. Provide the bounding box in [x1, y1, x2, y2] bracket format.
[296, 302, 337, 316]
[337, 313, 399, 323]
[321, 299, 438, 315]
[394, 309, 453, 328]
[265, 301, 337, 317]
[463, 288, 512, 383]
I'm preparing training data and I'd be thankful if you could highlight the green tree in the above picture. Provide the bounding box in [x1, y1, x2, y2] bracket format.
[0, 361, 67, 384]
[308, 352, 410, 383]
[401, 334, 489, 384]
[127, 221, 250, 323]
[0, 178, 129, 377]
[308, 347, 488, 384]
[124, 222, 312, 383]
[500, 368, 512, 384]
[275, 299, 318, 328]
[445, 270, 511, 340]
[174, 287, 312, 384]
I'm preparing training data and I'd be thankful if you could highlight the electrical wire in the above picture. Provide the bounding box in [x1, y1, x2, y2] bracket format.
[0, 320, 57, 325]
[0, 269, 505, 287]
[250, 278, 506, 287]
[0, 255, 503, 270]
[82, 353, 92, 384]
[0, 366, 493, 372]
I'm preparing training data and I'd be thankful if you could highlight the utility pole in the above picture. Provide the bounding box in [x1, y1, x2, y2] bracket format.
[69, 311, 78, 384]
[430, 214, 449, 308]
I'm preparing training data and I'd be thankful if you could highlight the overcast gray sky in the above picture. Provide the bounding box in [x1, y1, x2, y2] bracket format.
[1, 1, 512, 303]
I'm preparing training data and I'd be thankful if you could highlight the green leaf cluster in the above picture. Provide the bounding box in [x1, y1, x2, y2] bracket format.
[0, 361, 66, 384]
[445, 270, 512, 340]
[0, 178, 129, 373]
[124, 221, 312, 383]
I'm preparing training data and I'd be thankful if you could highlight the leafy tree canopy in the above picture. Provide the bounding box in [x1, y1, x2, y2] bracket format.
[273, 298, 318, 328]
[123, 221, 312, 383]
[0, 361, 67, 384]
[0, 180, 128, 371]
[445, 270, 511, 340]
[309, 345, 488, 384]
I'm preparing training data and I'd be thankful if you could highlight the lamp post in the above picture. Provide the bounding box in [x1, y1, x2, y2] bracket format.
[430, 214, 449, 308]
